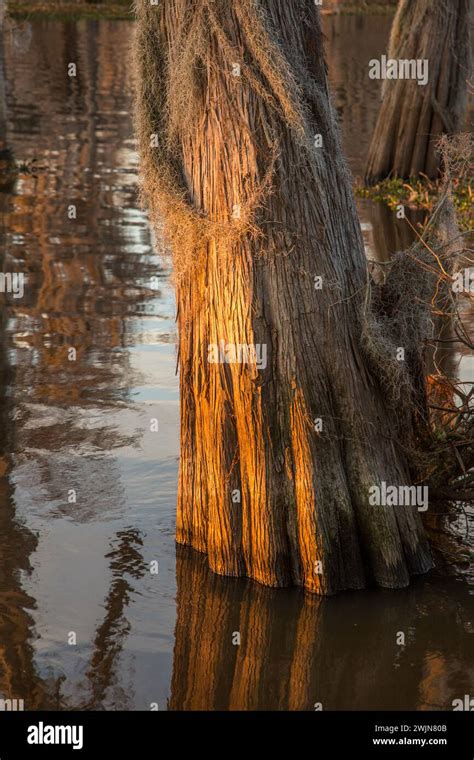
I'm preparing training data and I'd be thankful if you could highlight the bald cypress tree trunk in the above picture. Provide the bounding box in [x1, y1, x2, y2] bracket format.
[135, 0, 432, 594]
[366, 0, 471, 183]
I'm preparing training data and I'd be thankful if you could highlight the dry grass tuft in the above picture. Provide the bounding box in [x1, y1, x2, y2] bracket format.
[132, 0, 324, 280]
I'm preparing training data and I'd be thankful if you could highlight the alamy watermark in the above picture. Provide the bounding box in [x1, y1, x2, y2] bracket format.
[452, 695, 474, 711]
[369, 55, 429, 87]
[0, 698, 24, 711]
[208, 341, 267, 370]
[27, 722, 83, 750]
[0, 272, 24, 299]
[452, 269, 474, 293]
[369, 481, 429, 512]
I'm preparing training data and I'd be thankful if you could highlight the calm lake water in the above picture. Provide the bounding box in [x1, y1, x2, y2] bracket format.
[0, 15, 472, 711]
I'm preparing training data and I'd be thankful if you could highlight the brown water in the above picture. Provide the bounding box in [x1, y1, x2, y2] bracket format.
[0, 16, 472, 711]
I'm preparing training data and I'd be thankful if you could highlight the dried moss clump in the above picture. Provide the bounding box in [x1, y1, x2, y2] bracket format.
[362, 135, 473, 512]
[133, 0, 333, 279]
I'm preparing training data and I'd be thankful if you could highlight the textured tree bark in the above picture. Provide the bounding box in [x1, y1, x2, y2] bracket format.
[135, 0, 433, 594]
[365, 0, 471, 183]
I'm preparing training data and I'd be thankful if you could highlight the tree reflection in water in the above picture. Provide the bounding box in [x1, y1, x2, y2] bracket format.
[170, 546, 473, 711]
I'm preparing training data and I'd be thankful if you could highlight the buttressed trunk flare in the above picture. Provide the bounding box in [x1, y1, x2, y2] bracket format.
[134, 0, 433, 594]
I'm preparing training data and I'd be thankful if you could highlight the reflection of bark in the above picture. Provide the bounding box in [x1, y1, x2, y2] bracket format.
[228, 585, 321, 711]
[0, 20, 161, 709]
[0, 0, 6, 142]
[0, 13, 43, 704]
[7, 21, 124, 404]
[4, 23, 136, 514]
[170, 548, 242, 711]
[4, 19, 150, 410]
[0, 0, 13, 174]
[0, 252, 54, 708]
[0, 453, 42, 706]
[3, 19, 152, 480]
[83, 528, 145, 709]
[0, 19, 161, 708]
[170, 546, 474, 710]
